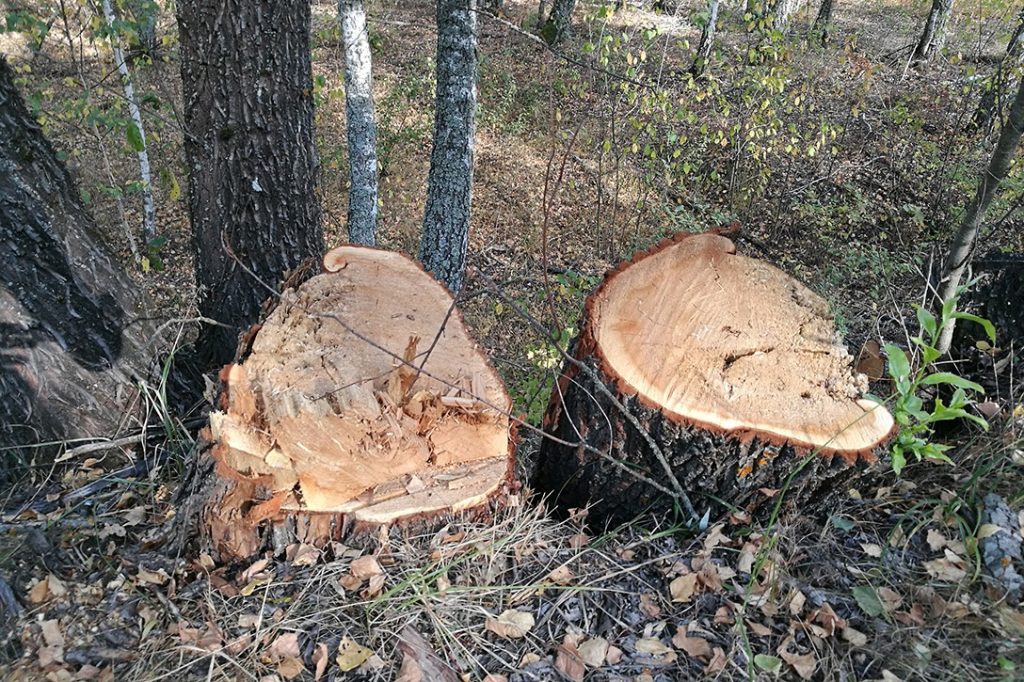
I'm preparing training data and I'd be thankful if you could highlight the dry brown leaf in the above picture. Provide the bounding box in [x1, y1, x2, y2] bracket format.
[481, 676, 508, 682]
[672, 627, 711, 659]
[361, 573, 386, 599]
[396, 626, 458, 682]
[554, 641, 585, 682]
[40, 620, 64, 648]
[877, 587, 903, 612]
[778, 638, 817, 680]
[240, 558, 270, 583]
[714, 605, 734, 625]
[737, 543, 757, 574]
[225, 634, 252, 656]
[705, 647, 728, 674]
[137, 567, 169, 585]
[810, 602, 845, 637]
[312, 643, 329, 681]
[285, 543, 320, 567]
[395, 654, 423, 682]
[336, 637, 374, 672]
[277, 657, 305, 680]
[38, 645, 64, 667]
[547, 564, 575, 585]
[669, 573, 699, 603]
[605, 645, 623, 665]
[860, 542, 883, 558]
[639, 592, 662, 617]
[350, 555, 383, 579]
[745, 619, 772, 637]
[842, 627, 868, 647]
[27, 578, 50, 605]
[485, 610, 534, 639]
[789, 589, 807, 616]
[703, 523, 729, 552]
[578, 637, 609, 668]
[635, 638, 672, 655]
[926, 529, 947, 551]
[923, 557, 967, 582]
[269, 632, 301, 661]
[568, 533, 589, 549]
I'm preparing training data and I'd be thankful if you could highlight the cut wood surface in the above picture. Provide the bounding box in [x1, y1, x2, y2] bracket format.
[535, 230, 894, 522]
[203, 246, 513, 561]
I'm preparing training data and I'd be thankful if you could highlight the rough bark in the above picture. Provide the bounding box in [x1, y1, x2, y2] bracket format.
[690, 0, 721, 77]
[339, 0, 379, 246]
[177, 0, 324, 369]
[100, 0, 156, 244]
[768, 0, 802, 30]
[913, 0, 954, 64]
[542, 0, 577, 44]
[0, 58, 151, 460]
[420, 0, 477, 293]
[197, 246, 515, 562]
[974, 9, 1024, 131]
[937, 74, 1024, 354]
[534, 231, 894, 525]
[812, 0, 834, 45]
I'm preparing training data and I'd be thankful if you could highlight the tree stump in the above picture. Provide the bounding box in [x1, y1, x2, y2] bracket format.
[534, 231, 895, 523]
[201, 246, 514, 562]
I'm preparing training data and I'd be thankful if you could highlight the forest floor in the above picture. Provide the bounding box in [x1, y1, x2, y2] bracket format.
[1, 0, 1024, 680]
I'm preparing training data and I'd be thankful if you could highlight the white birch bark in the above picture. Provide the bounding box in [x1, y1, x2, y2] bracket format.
[101, 0, 156, 243]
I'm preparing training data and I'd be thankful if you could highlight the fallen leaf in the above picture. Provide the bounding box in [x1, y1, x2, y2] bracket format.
[361, 573, 386, 598]
[482, 676, 508, 682]
[789, 589, 807, 616]
[877, 587, 903, 612]
[605, 645, 623, 665]
[547, 564, 574, 585]
[705, 647, 728, 674]
[336, 637, 374, 672]
[745, 619, 772, 637]
[754, 654, 783, 674]
[285, 543, 321, 567]
[635, 637, 672, 655]
[312, 643, 329, 681]
[269, 633, 301, 661]
[568, 533, 589, 549]
[639, 592, 662, 617]
[350, 555, 383, 579]
[554, 640, 585, 682]
[396, 626, 458, 682]
[578, 637, 609, 668]
[485, 610, 534, 639]
[842, 627, 868, 647]
[926, 529, 947, 551]
[669, 573, 699, 603]
[240, 558, 270, 583]
[860, 543, 883, 558]
[922, 557, 967, 582]
[672, 628, 711, 659]
[40, 620, 64, 648]
[778, 638, 816, 680]
[852, 585, 885, 617]
[277, 657, 304, 680]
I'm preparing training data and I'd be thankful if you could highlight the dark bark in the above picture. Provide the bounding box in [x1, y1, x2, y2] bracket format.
[340, 0, 379, 245]
[974, 9, 1024, 130]
[542, 0, 577, 44]
[812, 0, 834, 45]
[420, 0, 477, 292]
[690, 0, 721, 77]
[937, 74, 1024, 353]
[0, 58, 150, 461]
[534, 353, 877, 525]
[177, 0, 324, 369]
[913, 0, 954, 64]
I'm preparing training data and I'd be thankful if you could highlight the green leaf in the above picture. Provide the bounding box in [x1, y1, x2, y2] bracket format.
[147, 235, 168, 250]
[885, 344, 911, 382]
[891, 446, 906, 476]
[754, 654, 783, 673]
[831, 515, 855, 531]
[126, 121, 145, 152]
[915, 306, 938, 340]
[852, 585, 885, 617]
[921, 372, 984, 393]
[951, 312, 996, 343]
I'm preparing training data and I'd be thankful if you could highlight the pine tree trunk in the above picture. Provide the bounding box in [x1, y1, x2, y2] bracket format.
[339, 0, 379, 246]
[937, 75, 1024, 354]
[913, 0, 954, 63]
[534, 232, 894, 524]
[543, 0, 577, 44]
[177, 0, 324, 369]
[0, 58, 151, 460]
[690, 0, 721, 77]
[420, 0, 477, 293]
[974, 9, 1024, 130]
[812, 0, 834, 45]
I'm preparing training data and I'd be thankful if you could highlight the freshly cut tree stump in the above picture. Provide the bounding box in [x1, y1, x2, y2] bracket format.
[535, 231, 895, 523]
[201, 246, 514, 561]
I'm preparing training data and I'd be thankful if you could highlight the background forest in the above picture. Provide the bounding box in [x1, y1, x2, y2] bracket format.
[0, 0, 1023, 680]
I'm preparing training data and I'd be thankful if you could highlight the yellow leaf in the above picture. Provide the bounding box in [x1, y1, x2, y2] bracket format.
[336, 637, 374, 671]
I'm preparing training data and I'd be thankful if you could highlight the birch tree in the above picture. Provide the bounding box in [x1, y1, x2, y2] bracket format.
[420, 0, 477, 292]
[177, 0, 323, 367]
[936, 74, 1024, 354]
[339, 0, 379, 245]
[100, 0, 156, 244]
[691, 0, 721, 77]
[913, 0, 954, 64]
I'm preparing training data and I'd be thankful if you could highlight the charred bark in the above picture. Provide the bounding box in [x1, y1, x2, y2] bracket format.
[0, 58, 150, 462]
[339, 0, 379, 246]
[420, 0, 477, 292]
[177, 0, 324, 369]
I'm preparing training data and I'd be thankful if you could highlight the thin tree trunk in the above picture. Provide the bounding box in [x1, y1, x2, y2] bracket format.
[0, 58, 151, 460]
[975, 8, 1024, 130]
[690, 0, 721, 77]
[420, 0, 477, 293]
[543, 0, 577, 44]
[936, 74, 1024, 354]
[339, 0, 379, 245]
[100, 0, 156, 245]
[177, 0, 323, 369]
[913, 0, 954, 64]
[768, 0, 802, 30]
[812, 0, 834, 45]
